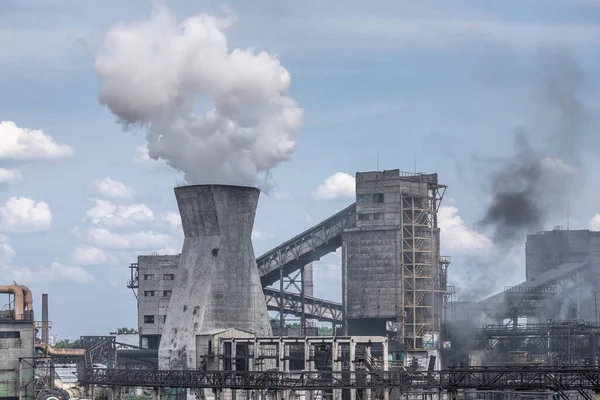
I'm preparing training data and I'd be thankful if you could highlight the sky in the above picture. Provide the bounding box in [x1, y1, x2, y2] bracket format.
[1, 0, 600, 339]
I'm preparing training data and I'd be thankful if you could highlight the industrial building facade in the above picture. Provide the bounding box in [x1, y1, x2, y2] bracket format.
[342, 170, 448, 350]
[134, 255, 180, 350]
[133, 170, 451, 353]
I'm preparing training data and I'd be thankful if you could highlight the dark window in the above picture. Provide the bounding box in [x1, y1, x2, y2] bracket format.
[162, 315, 167, 324]
[373, 213, 382, 220]
[143, 274, 155, 280]
[374, 193, 384, 203]
[358, 214, 369, 221]
[144, 315, 155, 324]
[163, 274, 175, 280]
[0, 331, 20, 339]
[144, 291, 155, 296]
[163, 290, 172, 297]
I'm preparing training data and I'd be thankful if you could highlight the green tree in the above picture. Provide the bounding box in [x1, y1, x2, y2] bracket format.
[53, 338, 84, 348]
[115, 327, 138, 334]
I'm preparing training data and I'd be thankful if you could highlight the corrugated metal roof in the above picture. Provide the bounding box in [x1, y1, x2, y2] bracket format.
[481, 261, 588, 304]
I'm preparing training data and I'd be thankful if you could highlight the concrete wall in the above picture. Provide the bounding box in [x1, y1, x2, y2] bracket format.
[137, 254, 179, 348]
[158, 185, 272, 371]
[342, 169, 442, 346]
[0, 319, 34, 400]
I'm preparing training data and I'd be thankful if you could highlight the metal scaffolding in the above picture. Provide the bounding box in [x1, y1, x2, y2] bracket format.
[400, 175, 446, 350]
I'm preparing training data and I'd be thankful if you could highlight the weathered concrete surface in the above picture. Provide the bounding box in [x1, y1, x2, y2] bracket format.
[158, 185, 272, 371]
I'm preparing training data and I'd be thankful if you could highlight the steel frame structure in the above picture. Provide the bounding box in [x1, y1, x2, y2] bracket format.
[264, 288, 342, 324]
[400, 176, 446, 350]
[79, 366, 600, 393]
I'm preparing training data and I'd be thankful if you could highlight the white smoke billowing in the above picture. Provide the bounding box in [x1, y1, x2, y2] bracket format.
[95, 6, 303, 189]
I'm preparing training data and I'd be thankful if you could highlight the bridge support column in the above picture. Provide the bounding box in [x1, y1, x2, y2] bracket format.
[448, 390, 458, 400]
[152, 388, 159, 400]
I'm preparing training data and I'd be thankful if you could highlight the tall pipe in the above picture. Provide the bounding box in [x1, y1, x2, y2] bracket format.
[19, 285, 33, 311]
[42, 293, 49, 345]
[0, 284, 24, 320]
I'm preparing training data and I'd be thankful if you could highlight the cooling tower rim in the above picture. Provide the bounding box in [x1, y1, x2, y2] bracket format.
[174, 184, 259, 192]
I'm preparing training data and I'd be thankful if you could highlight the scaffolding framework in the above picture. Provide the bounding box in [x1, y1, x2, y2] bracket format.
[400, 180, 446, 350]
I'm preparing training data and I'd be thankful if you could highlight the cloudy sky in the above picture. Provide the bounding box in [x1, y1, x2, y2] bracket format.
[1, 0, 600, 339]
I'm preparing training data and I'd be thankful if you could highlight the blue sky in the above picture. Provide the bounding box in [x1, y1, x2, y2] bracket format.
[1, 0, 600, 339]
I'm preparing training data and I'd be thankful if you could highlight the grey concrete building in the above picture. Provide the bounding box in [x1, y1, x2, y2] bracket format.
[0, 294, 34, 400]
[158, 185, 272, 371]
[136, 254, 180, 349]
[462, 228, 600, 325]
[342, 170, 448, 350]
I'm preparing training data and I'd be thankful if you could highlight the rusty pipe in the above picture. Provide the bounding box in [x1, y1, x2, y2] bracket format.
[0, 284, 24, 320]
[19, 285, 33, 311]
[37, 344, 85, 357]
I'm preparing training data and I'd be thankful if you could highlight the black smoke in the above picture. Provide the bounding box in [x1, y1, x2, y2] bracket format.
[477, 49, 587, 245]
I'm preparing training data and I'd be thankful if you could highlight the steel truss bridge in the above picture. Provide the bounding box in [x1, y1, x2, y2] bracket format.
[81, 366, 600, 395]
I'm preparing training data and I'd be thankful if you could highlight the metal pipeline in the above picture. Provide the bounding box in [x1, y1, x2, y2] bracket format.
[19, 285, 33, 311]
[36, 387, 85, 400]
[37, 344, 85, 357]
[0, 284, 24, 320]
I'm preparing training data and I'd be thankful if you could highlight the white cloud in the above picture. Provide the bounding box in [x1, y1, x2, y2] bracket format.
[0, 168, 22, 184]
[91, 177, 134, 199]
[70, 245, 112, 266]
[0, 243, 16, 264]
[312, 172, 356, 200]
[161, 212, 181, 230]
[438, 205, 493, 254]
[252, 230, 274, 240]
[303, 212, 314, 224]
[272, 190, 293, 200]
[86, 199, 154, 228]
[0, 242, 94, 285]
[540, 157, 578, 175]
[86, 227, 171, 250]
[0, 121, 74, 161]
[590, 214, 600, 231]
[0, 197, 52, 233]
[13, 262, 95, 285]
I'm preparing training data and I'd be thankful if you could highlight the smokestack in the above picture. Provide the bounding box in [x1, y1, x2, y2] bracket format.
[159, 185, 272, 370]
[42, 294, 49, 345]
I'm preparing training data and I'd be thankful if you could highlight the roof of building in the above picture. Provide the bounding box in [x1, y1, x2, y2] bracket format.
[481, 261, 588, 304]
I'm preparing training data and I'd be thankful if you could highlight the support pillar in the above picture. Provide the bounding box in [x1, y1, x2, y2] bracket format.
[365, 344, 372, 400]
[349, 339, 356, 400]
[332, 340, 341, 400]
[153, 387, 159, 400]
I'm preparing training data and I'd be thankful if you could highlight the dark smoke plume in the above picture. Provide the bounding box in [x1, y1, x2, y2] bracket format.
[477, 49, 587, 245]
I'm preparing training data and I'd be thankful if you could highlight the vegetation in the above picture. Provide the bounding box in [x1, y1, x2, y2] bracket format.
[53, 338, 84, 348]
[115, 327, 138, 334]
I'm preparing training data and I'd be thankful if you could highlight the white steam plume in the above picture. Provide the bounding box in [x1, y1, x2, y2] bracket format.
[95, 6, 303, 189]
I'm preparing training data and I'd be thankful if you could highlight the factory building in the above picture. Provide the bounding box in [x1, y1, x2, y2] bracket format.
[474, 227, 600, 324]
[134, 254, 180, 350]
[0, 285, 35, 400]
[131, 170, 451, 360]
[342, 170, 448, 352]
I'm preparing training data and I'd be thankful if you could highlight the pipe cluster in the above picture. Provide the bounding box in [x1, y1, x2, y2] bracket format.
[0, 284, 33, 320]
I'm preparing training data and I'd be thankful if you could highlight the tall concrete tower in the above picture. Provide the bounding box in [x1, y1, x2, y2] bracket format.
[159, 184, 272, 370]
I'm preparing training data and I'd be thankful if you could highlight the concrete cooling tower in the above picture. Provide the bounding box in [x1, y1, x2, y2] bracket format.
[158, 184, 272, 370]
